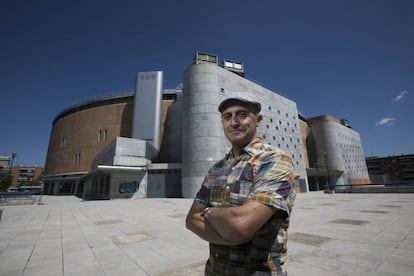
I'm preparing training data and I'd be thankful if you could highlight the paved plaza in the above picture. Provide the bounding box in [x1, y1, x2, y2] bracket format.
[0, 192, 413, 276]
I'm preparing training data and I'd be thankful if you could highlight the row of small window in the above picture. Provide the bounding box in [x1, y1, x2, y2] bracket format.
[17, 176, 34, 181]
[344, 162, 367, 169]
[265, 125, 296, 133]
[347, 169, 368, 174]
[340, 144, 362, 150]
[267, 142, 300, 150]
[346, 167, 368, 173]
[60, 129, 108, 148]
[338, 133, 360, 143]
[263, 135, 300, 143]
[267, 118, 297, 127]
[19, 169, 35, 173]
[343, 156, 365, 162]
[346, 165, 368, 170]
[266, 142, 303, 166]
[267, 107, 296, 120]
[343, 154, 365, 160]
[343, 148, 363, 153]
[341, 143, 361, 148]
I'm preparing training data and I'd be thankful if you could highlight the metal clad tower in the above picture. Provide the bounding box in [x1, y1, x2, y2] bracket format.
[132, 71, 163, 151]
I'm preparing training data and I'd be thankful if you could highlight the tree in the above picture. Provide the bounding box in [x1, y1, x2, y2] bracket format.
[0, 171, 11, 192]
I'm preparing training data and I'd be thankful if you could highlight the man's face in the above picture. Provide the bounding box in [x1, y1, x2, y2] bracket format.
[221, 104, 262, 148]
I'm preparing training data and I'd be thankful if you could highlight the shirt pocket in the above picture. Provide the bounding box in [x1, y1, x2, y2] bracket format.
[229, 164, 254, 206]
[209, 184, 229, 206]
[229, 180, 253, 206]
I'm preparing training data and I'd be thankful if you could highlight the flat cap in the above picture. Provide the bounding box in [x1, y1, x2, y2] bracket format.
[218, 97, 261, 114]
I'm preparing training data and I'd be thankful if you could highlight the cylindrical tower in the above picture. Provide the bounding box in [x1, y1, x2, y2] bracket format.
[43, 92, 134, 194]
[182, 63, 224, 198]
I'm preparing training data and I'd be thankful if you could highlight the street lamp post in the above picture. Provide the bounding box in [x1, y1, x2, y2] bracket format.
[324, 152, 331, 193]
[9, 152, 17, 190]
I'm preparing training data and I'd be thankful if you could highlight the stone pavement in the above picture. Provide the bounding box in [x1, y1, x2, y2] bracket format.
[0, 192, 413, 276]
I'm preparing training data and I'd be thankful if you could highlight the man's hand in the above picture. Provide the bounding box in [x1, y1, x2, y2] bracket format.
[185, 201, 241, 246]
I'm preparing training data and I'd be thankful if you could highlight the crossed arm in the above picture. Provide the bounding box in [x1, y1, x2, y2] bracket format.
[185, 200, 276, 245]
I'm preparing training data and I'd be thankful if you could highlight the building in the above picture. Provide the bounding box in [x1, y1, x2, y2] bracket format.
[178, 52, 307, 197]
[366, 154, 414, 185]
[10, 166, 43, 190]
[0, 154, 42, 192]
[0, 156, 10, 168]
[43, 51, 369, 199]
[305, 115, 370, 191]
[43, 86, 182, 198]
[0, 163, 43, 192]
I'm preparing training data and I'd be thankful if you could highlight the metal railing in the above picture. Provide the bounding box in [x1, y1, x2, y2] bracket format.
[333, 183, 414, 193]
[0, 191, 42, 205]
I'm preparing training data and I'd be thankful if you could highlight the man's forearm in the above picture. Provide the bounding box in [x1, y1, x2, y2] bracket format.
[203, 206, 248, 242]
[187, 211, 239, 246]
[203, 202, 275, 243]
[186, 205, 239, 245]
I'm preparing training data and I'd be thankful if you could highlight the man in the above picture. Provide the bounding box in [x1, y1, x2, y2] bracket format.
[186, 96, 296, 275]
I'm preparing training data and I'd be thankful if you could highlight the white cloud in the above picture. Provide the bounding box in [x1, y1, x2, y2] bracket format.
[376, 117, 396, 126]
[393, 90, 408, 101]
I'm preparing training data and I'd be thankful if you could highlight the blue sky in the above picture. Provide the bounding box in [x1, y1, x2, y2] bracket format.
[1, 0, 413, 166]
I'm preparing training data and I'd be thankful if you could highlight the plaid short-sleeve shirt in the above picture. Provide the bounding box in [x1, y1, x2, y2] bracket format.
[195, 138, 296, 275]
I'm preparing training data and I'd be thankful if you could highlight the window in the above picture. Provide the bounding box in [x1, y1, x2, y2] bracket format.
[60, 137, 66, 148]
[73, 153, 81, 165]
[98, 129, 108, 141]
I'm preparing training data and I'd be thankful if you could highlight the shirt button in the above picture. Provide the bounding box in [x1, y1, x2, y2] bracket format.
[215, 253, 219, 257]
[225, 186, 230, 190]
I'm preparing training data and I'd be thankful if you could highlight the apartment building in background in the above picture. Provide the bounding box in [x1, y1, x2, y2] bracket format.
[366, 154, 414, 185]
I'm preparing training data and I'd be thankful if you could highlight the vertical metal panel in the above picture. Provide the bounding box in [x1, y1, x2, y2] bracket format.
[132, 71, 163, 151]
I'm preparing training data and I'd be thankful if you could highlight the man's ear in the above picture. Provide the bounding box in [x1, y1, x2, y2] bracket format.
[256, 114, 263, 123]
